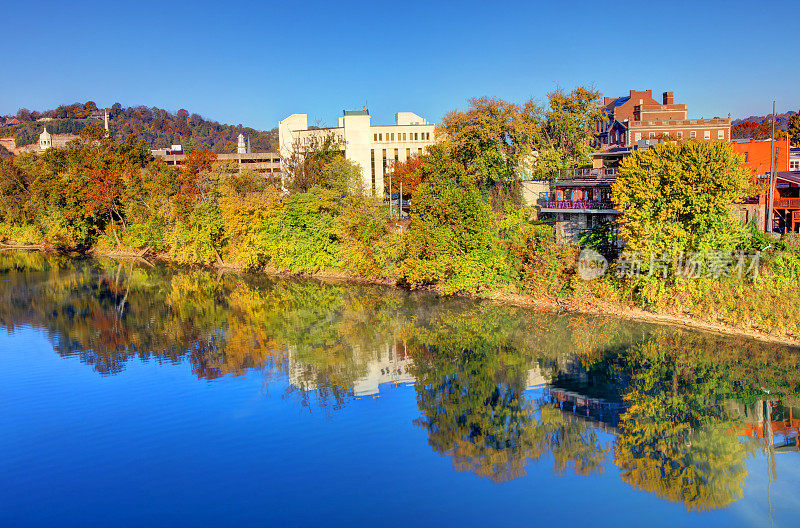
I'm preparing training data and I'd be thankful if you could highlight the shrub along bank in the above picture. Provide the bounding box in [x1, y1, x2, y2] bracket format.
[2, 117, 800, 341]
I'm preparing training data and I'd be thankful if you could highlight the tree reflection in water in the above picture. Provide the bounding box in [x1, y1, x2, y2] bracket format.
[1, 251, 798, 510]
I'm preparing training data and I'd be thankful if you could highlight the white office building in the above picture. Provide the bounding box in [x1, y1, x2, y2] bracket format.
[279, 109, 436, 195]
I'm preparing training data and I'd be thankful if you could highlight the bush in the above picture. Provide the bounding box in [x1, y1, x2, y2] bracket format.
[258, 186, 342, 273]
[338, 195, 400, 280]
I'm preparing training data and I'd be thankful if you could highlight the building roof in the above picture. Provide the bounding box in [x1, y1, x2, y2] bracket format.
[777, 172, 800, 185]
[343, 109, 369, 116]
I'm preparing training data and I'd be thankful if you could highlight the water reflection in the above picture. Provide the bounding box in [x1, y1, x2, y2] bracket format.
[1, 251, 799, 513]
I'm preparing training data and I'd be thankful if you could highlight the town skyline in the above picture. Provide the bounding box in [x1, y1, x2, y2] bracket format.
[2, 0, 798, 131]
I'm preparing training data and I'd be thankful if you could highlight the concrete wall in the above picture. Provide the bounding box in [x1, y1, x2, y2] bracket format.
[521, 179, 550, 207]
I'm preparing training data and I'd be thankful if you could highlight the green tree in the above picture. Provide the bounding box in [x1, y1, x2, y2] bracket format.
[283, 132, 347, 193]
[612, 141, 751, 255]
[788, 111, 800, 147]
[400, 144, 512, 294]
[526, 86, 604, 177]
[442, 97, 537, 207]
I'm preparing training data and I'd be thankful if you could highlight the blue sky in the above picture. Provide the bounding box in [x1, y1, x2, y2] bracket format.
[2, 0, 798, 130]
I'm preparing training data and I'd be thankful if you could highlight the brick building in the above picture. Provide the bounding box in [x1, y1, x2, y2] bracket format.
[731, 137, 791, 175]
[730, 138, 800, 232]
[595, 90, 731, 149]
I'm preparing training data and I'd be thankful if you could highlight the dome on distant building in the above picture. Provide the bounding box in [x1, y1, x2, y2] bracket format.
[39, 127, 52, 150]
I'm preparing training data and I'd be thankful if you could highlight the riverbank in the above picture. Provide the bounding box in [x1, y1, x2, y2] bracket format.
[4, 242, 797, 348]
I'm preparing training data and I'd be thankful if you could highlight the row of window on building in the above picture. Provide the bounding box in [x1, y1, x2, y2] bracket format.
[634, 129, 725, 141]
[373, 131, 431, 142]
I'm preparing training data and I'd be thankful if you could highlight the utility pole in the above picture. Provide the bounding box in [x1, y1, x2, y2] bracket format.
[766, 101, 776, 234]
[400, 181, 403, 219]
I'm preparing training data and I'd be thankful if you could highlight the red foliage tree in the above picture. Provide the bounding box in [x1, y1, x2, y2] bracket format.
[390, 156, 424, 196]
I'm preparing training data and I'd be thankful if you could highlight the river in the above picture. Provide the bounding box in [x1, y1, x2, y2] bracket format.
[1, 251, 799, 527]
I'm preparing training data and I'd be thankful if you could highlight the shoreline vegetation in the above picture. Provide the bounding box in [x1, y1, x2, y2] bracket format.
[2, 242, 798, 348]
[3, 91, 800, 346]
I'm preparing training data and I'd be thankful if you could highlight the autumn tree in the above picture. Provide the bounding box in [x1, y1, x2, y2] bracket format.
[442, 97, 536, 207]
[172, 149, 217, 218]
[283, 133, 355, 193]
[389, 155, 423, 196]
[789, 111, 800, 147]
[400, 144, 512, 294]
[526, 86, 603, 177]
[0, 159, 33, 223]
[612, 141, 751, 255]
[84, 168, 125, 245]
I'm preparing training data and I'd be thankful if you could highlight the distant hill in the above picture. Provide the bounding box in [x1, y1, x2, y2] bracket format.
[0, 102, 278, 153]
[732, 110, 796, 140]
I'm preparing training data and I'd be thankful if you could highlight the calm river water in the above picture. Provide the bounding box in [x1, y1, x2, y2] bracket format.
[1, 252, 799, 527]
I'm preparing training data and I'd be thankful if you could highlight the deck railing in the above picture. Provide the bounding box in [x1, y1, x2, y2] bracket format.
[774, 197, 800, 209]
[556, 168, 617, 180]
[544, 200, 615, 210]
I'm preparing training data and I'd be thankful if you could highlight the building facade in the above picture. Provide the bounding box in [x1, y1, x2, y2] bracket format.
[279, 110, 436, 196]
[731, 137, 791, 175]
[535, 169, 621, 243]
[35, 127, 79, 152]
[151, 149, 282, 179]
[595, 90, 731, 148]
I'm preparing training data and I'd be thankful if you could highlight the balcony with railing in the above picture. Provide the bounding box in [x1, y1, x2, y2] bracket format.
[541, 200, 618, 212]
[555, 168, 617, 182]
[774, 197, 800, 209]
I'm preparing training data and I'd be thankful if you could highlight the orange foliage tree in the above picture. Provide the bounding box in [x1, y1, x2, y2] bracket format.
[389, 156, 423, 196]
[173, 149, 217, 217]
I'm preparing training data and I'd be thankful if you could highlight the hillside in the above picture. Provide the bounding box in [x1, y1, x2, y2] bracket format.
[1, 102, 278, 153]
[731, 110, 797, 140]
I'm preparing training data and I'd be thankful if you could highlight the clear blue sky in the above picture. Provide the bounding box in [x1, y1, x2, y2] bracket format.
[2, 0, 798, 130]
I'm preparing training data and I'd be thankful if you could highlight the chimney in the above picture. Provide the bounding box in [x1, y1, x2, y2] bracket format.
[604, 97, 612, 106]
[663, 91, 674, 105]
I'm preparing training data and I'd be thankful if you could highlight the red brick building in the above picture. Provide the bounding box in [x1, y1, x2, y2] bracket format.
[595, 90, 731, 148]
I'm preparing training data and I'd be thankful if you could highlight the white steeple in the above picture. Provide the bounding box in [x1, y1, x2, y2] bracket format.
[237, 133, 246, 154]
[39, 127, 52, 150]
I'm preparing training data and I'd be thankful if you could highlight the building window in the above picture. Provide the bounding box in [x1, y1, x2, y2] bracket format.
[374, 133, 378, 141]
[635, 132, 642, 141]
[717, 130, 724, 139]
[379, 133, 382, 141]
[394, 148, 398, 163]
[390, 133, 394, 141]
[744, 152, 749, 163]
[406, 148, 411, 159]
[704, 131, 711, 140]
[418, 148, 422, 156]
[414, 133, 418, 140]
[690, 131, 697, 138]
[426, 132, 430, 140]
[402, 133, 406, 140]
[677, 131, 683, 139]
[382, 149, 387, 180]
